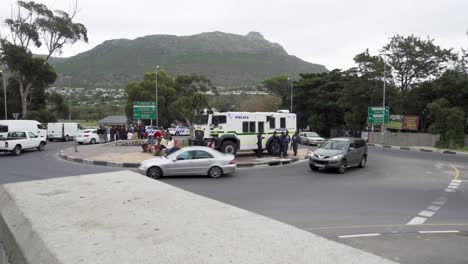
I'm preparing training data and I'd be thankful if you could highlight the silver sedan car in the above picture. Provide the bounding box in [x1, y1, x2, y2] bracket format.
[138, 146, 236, 179]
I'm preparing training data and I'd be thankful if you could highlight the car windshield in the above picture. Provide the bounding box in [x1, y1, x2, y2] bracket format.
[320, 140, 348, 150]
[305, 132, 319, 137]
[193, 115, 209, 125]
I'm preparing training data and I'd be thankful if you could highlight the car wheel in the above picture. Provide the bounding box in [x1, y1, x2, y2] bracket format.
[78, 142, 83, 145]
[359, 156, 367, 168]
[48, 138, 53, 142]
[309, 164, 319, 171]
[208, 166, 223, 178]
[338, 160, 347, 174]
[147, 166, 162, 179]
[37, 142, 45, 151]
[267, 141, 280, 155]
[90, 138, 96, 144]
[220, 141, 237, 155]
[12, 145, 21, 156]
[175, 132, 180, 136]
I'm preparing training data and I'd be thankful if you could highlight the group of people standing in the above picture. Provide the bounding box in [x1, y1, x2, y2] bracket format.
[257, 130, 301, 158]
[96, 124, 155, 143]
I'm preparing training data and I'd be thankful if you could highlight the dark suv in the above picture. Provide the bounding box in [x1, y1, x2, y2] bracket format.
[309, 137, 367, 174]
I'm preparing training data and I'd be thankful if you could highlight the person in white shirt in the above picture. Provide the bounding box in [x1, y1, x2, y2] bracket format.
[165, 136, 177, 155]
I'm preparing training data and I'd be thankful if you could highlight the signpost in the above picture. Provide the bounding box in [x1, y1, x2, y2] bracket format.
[367, 106, 389, 124]
[133, 102, 156, 120]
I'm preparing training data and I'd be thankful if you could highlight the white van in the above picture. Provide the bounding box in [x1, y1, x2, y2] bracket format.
[0, 120, 47, 139]
[47, 122, 84, 142]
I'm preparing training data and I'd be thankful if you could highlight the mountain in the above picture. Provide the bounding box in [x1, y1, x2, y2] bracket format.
[49, 31, 328, 88]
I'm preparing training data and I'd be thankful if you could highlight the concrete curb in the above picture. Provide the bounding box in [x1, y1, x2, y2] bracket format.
[58, 151, 305, 169]
[367, 143, 467, 155]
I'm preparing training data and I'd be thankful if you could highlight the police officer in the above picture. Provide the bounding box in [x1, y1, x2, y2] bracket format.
[256, 130, 264, 158]
[291, 131, 300, 156]
[282, 131, 290, 158]
[279, 131, 286, 158]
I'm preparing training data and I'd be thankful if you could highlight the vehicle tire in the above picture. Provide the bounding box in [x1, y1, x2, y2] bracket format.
[267, 141, 280, 155]
[90, 138, 96, 144]
[208, 166, 223, 178]
[65, 135, 70, 142]
[309, 164, 319, 171]
[338, 160, 347, 174]
[49, 138, 54, 142]
[359, 155, 367, 168]
[37, 142, 45, 151]
[175, 132, 180, 136]
[147, 166, 163, 179]
[12, 145, 21, 156]
[220, 141, 237, 155]
[78, 142, 83, 145]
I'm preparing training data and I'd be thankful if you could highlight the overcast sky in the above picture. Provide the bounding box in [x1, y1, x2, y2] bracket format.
[1, 0, 467, 70]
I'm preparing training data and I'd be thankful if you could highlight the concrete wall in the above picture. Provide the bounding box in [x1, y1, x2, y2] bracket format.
[0, 171, 396, 264]
[368, 132, 440, 147]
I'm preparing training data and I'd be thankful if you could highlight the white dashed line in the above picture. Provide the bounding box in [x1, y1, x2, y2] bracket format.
[432, 200, 445, 206]
[426, 205, 441, 211]
[407, 217, 427, 225]
[418, 210, 435, 217]
[418, 230, 459, 234]
[451, 180, 462, 183]
[445, 188, 456, 192]
[338, 233, 381, 239]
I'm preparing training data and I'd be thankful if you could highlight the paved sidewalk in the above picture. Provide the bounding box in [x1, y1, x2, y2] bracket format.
[367, 143, 468, 155]
[59, 142, 309, 168]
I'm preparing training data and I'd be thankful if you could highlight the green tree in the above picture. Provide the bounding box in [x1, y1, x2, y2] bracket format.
[427, 98, 465, 148]
[383, 35, 456, 92]
[262, 75, 291, 109]
[125, 71, 176, 127]
[1, 0, 87, 117]
[294, 70, 346, 135]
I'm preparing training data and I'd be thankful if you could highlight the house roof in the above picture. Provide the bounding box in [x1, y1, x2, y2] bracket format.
[97, 116, 128, 125]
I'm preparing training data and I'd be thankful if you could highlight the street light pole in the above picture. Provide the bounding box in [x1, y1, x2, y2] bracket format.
[288, 77, 293, 112]
[0, 70, 6, 120]
[381, 53, 387, 143]
[67, 77, 71, 121]
[155, 65, 159, 127]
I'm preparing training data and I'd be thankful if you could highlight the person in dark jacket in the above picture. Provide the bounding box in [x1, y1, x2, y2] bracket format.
[272, 131, 280, 157]
[291, 131, 300, 156]
[279, 131, 286, 158]
[256, 131, 264, 158]
[283, 130, 290, 157]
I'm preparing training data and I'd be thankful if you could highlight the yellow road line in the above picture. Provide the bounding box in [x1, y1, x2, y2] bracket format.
[451, 165, 460, 181]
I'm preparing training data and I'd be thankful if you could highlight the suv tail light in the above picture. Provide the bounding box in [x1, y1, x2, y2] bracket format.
[229, 159, 235, 164]
[84, 135, 89, 137]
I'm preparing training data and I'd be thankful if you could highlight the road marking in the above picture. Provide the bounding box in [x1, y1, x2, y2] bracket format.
[419, 210, 435, 217]
[418, 230, 459, 234]
[407, 217, 427, 225]
[432, 201, 445, 205]
[451, 165, 460, 181]
[427, 205, 441, 211]
[338, 233, 380, 239]
[448, 185, 458, 189]
[445, 188, 456, 192]
[451, 180, 462, 183]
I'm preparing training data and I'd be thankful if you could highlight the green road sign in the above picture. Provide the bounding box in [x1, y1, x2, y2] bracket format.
[367, 106, 389, 124]
[133, 101, 156, 120]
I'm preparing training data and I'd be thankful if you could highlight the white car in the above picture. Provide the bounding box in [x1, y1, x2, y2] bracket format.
[299, 131, 325, 146]
[168, 126, 190, 136]
[76, 129, 99, 144]
[0, 131, 46, 156]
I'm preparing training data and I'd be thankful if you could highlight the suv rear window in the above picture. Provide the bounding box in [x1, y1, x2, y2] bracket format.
[0, 125, 7, 133]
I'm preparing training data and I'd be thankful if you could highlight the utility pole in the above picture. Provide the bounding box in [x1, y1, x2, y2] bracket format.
[0, 70, 6, 120]
[155, 65, 159, 127]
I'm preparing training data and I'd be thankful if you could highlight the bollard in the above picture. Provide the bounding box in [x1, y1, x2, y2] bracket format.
[75, 136, 78, 152]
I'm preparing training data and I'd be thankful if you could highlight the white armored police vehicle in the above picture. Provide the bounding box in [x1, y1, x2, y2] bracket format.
[192, 110, 297, 155]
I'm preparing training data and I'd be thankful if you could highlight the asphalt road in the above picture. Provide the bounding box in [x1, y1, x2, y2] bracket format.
[1, 141, 467, 263]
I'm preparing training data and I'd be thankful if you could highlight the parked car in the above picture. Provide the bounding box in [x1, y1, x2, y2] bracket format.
[0, 120, 47, 139]
[168, 126, 190, 136]
[145, 126, 163, 137]
[308, 137, 367, 174]
[299, 131, 325, 146]
[138, 146, 236, 179]
[76, 129, 99, 144]
[47, 122, 84, 142]
[0, 131, 46, 156]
